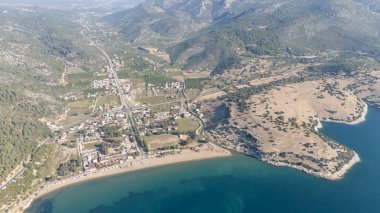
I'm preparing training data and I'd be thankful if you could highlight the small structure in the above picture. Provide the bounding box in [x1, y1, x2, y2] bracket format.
[88, 163, 97, 172]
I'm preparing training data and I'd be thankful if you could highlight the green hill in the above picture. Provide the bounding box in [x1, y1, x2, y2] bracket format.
[168, 0, 380, 72]
[107, 0, 380, 72]
[105, 0, 281, 46]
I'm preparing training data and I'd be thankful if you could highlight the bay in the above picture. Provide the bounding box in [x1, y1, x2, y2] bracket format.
[26, 106, 380, 213]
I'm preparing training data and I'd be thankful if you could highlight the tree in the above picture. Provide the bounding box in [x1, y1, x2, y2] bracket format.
[99, 142, 110, 155]
[188, 131, 196, 140]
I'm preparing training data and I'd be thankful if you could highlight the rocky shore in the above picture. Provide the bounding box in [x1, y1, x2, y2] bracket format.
[249, 149, 360, 180]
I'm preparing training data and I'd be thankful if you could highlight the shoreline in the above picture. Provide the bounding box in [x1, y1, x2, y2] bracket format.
[252, 101, 368, 181]
[18, 147, 231, 212]
[14, 102, 371, 212]
[315, 100, 368, 132]
[249, 150, 360, 181]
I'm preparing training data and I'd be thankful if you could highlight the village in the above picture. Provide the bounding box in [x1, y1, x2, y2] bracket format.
[49, 48, 206, 176]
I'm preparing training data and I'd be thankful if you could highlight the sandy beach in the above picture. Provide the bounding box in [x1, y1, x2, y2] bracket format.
[12, 145, 231, 213]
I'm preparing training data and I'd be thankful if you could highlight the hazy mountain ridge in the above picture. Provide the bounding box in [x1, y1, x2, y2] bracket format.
[105, 0, 277, 45]
[108, 0, 380, 72]
[168, 0, 380, 71]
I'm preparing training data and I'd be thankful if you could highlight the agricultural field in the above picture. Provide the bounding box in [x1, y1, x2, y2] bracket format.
[176, 118, 200, 133]
[118, 69, 173, 86]
[96, 95, 121, 107]
[118, 69, 151, 80]
[142, 134, 180, 151]
[59, 113, 89, 126]
[139, 96, 169, 112]
[60, 100, 93, 126]
[185, 89, 201, 99]
[185, 78, 209, 89]
[83, 141, 102, 150]
[151, 105, 170, 113]
[68, 100, 93, 109]
[66, 72, 102, 86]
[83, 88, 105, 95]
[139, 96, 167, 105]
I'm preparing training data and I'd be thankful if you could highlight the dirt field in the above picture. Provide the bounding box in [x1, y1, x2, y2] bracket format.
[194, 88, 226, 102]
[144, 47, 171, 62]
[183, 71, 211, 79]
[176, 118, 200, 133]
[142, 134, 180, 151]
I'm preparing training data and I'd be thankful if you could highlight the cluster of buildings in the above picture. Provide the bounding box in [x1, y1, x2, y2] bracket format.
[133, 106, 193, 137]
[92, 79, 115, 90]
[73, 110, 138, 173]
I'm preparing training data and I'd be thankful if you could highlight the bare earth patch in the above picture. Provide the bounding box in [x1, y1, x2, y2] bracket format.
[195, 88, 226, 102]
[183, 71, 211, 79]
[144, 47, 171, 62]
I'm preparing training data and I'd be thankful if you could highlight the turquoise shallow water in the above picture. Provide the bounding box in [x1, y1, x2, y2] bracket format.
[26, 106, 380, 213]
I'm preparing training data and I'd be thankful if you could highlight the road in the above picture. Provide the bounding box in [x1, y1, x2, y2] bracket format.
[89, 37, 146, 155]
[0, 167, 26, 191]
[93, 44, 128, 109]
[0, 137, 50, 191]
[59, 85, 229, 131]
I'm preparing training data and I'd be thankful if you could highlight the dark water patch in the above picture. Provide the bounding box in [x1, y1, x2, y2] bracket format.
[26, 198, 54, 213]
[89, 191, 156, 213]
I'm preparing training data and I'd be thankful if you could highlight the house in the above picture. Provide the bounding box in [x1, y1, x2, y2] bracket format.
[88, 163, 97, 172]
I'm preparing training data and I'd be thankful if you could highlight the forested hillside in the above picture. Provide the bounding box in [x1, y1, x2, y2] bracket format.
[168, 0, 380, 72]
[0, 86, 51, 181]
[107, 0, 380, 72]
[105, 0, 281, 46]
[0, 7, 102, 182]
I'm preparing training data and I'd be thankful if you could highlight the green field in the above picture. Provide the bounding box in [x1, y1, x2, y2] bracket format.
[118, 70, 150, 80]
[139, 96, 167, 105]
[59, 113, 89, 126]
[185, 89, 201, 98]
[142, 134, 179, 151]
[68, 100, 93, 109]
[84, 88, 105, 95]
[168, 71, 183, 77]
[66, 72, 103, 86]
[96, 95, 121, 107]
[151, 105, 170, 113]
[139, 96, 169, 112]
[176, 118, 200, 133]
[83, 141, 102, 150]
[118, 70, 173, 86]
[185, 78, 209, 89]
[144, 74, 172, 86]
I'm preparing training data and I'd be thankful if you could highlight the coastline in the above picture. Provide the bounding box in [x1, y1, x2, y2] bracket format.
[249, 150, 360, 181]
[14, 102, 370, 212]
[18, 146, 231, 213]
[252, 101, 368, 181]
[315, 100, 368, 132]
[262, 151, 360, 180]
[322, 101, 368, 126]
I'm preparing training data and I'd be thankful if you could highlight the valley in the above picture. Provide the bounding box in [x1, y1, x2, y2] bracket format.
[0, 0, 379, 212]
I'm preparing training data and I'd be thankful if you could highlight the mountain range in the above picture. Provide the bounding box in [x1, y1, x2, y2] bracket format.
[107, 0, 380, 72]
